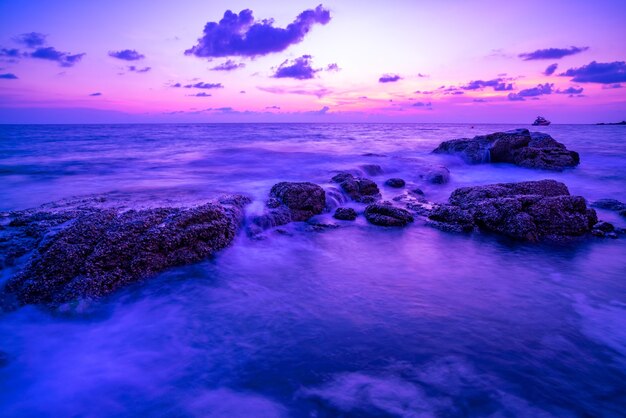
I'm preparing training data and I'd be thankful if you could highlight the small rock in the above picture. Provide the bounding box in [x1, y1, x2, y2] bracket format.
[364, 204, 414, 227]
[385, 178, 406, 188]
[269, 182, 326, 221]
[360, 164, 384, 176]
[333, 207, 358, 221]
[425, 166, 450, 184]
[593, 221, 615, 233]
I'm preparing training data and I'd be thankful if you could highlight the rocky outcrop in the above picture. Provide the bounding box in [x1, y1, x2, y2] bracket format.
[2, 195, 250, 306]
[427, 180, 598, 241]
[332, 173, 381, 203]
[385, 178, 405, 188]
[364, 203, 414, 227]
[592, 199, 626, 217]
[269, 182, 326, 222]
[333, 207, 357, 221]
[433, 129, 579, 171]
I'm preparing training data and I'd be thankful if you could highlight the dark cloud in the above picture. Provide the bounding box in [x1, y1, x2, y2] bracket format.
[192, 92, 212, 97]
[14, 32, 47, 48]
[89, 92, 102, 96]
[127, 65, 151, 73]
[171, 83, 182, 88]
[185, 5, 331, 58]
[0, 48, 23, 58]
[379, 74, 401, 83]
[30, 47, 85, 67]
[560, 61, 626, 84]
[507, 83, 553, 101]
[184, 82, 223, 89]
[273, 55, 318, 79]
[412, 101, 432, 107]
[461, 78, 512, 91]
[557, 86, 583, 95]
[108, 49, 145, 61]
[266, 105, 281, 110]
[0, 73, 18, 79]
[211, 59, 245, 71]
[544, 63, 558, 76]
[326, 63, 340, 72]
[519, 46, 589, 61]
[602, 83, 622, 89]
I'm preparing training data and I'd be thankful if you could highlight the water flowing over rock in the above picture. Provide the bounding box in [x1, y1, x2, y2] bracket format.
[364, 203, 414, 227]
[269, 182, 326, 222]
[427, 180, 598, 241]
[332, 173, 381, 203]
[433, 129, 580, 171]
[2, 195, 250, 306]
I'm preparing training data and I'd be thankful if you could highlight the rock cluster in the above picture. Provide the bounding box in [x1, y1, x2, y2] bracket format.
[433, 129, 579, 171]
[2, 196, 250, 306]
[332, 173, 381, 203]
[427, 180, 598, 241]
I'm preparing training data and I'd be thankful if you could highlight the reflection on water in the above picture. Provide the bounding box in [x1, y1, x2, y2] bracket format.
[0, 124, 625, 417]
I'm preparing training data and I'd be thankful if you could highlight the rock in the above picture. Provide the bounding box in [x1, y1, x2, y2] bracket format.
[360, 164, 383, 176]
[427, 180, 597, 242]
[425, 166, 450, 184]
[412, 188, 425, 196]
[433, 129, 579, 171]
[3, 196, 250, 306]
[332, 173, 381, 203]
[269, 182, 326, 222]
[333, 207, 358, 221]
[591, 221, 618, 238]
[385, 178, 406, 188]
[364, 203, 414, 227]
[592, 199, 626, 217]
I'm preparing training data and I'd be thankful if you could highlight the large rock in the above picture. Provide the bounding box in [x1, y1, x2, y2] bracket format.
[332, 173, 381, 203]
[2, 195, 250, 306]
[364, 203, 414, 227]
[433, 129, 579, 170]
[427, 180, 597, 241]
[269, 182, 326, 222]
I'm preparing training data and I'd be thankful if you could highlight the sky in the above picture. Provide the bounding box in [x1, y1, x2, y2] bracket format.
[0, 0, 625, 123]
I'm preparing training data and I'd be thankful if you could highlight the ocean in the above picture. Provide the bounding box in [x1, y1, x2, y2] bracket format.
[1, 123, 625, 417]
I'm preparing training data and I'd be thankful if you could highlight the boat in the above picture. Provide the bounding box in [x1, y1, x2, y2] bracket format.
[532, 116, 551, 126]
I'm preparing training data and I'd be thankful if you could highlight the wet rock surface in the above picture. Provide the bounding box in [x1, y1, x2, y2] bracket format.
[269, 182, 326, 222]
[592, 199, 626, 217]
[427, 180, 598, 241]
[333, 207, 358, 221]
[364, 203, 414, 227]
[425, 166, 450, 184]
[2, 195, 250, 306]
[433, 129, 580, 170]
[384, 178, 406, 188]
[332, 173, 381, 203]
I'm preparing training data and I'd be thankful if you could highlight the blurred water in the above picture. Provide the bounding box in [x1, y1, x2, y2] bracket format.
[0, 124, 625, 417]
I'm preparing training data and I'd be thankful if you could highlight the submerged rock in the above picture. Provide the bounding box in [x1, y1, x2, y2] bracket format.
[333, 207, 358, 221]
[385, 178, 406, 188]
[433, 129, 579, 171]
[592, 198, 626, 217]
[360, 164, 383, 176]
[269, 182, 326, 222]
[425, 166, 450, 184]
[364, 203, 414, 227]
[332, 173, 381, 203]
[427, 180, 597, 241]
[3, 196, 250, 306]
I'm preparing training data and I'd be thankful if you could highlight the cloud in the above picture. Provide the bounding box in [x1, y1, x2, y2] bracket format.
[556, 86, 583, 95]
[192, 92, 212, 97]
[273, 55, 319, 79]
[127, 65, 151, 73]
[473, 98, 487, 103]
[518, 46, 589, 60]
[326, 63, 340, 72]
[184, 82, 223, 89]
[185, 5, 331, 58]
[412, 101, 432, 107]
[379, 74, 401, 83]
[507, 83, 553, 101]
[602, 83, 622, 89]
[0, 73, 18, 79]
[461, 78, 513, 91]
[30, 47, 85, 67]
[14, 32, 47, 48]
[257, 85, 331, 98]
[108, 49, 145, 61]
[210, 59, 245, 71]
[560, 61, 626, 84]
[544, 63, 558, 76]
[89, 92, 102, 96]
[0, 48, 22, 58]
[265, 105, 281, 110]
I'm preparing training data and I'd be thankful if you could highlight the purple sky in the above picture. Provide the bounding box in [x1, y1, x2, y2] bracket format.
[1, 0, 625, 123]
